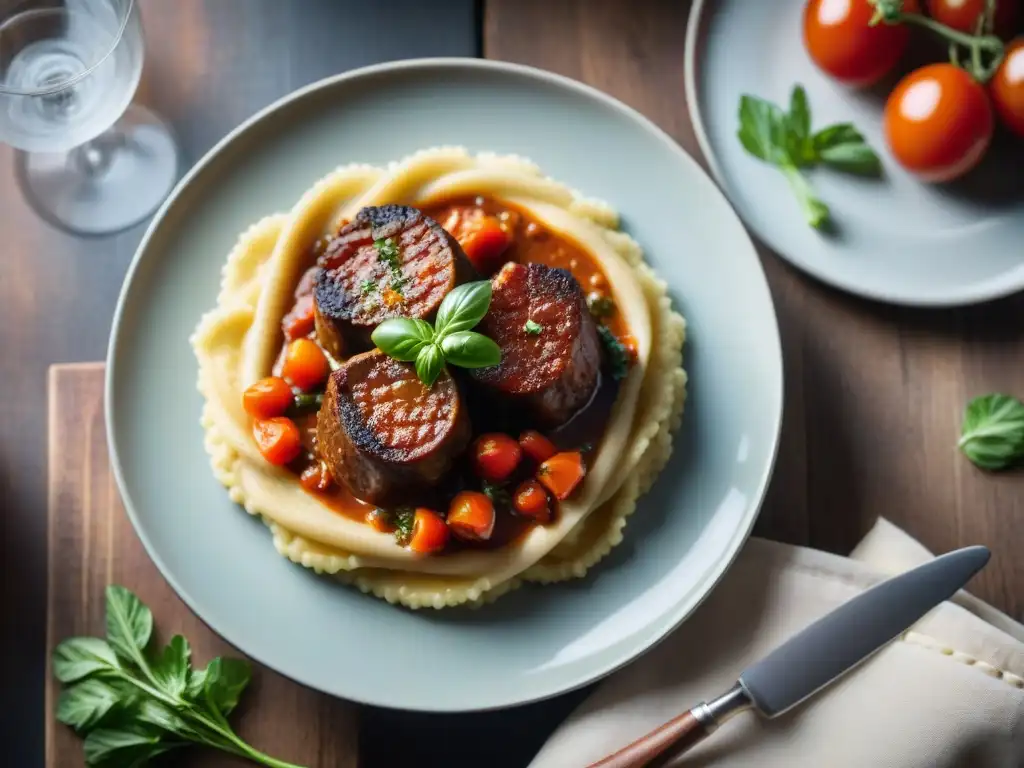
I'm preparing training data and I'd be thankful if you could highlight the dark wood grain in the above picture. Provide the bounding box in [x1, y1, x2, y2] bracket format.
[484, 0, 1024, 619]
[46, 364, 358, 767]
[0, 2, 475, 764]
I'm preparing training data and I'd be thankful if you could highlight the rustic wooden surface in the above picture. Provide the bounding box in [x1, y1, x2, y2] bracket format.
[46, 364, 359, 768]
[5, 0, 1024, 766]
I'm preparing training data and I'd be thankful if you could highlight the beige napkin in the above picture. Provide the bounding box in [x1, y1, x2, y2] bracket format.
[529, 519, 1024, 767]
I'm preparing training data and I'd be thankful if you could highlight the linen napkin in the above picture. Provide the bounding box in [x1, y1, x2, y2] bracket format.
[529, 518, 1024, 767]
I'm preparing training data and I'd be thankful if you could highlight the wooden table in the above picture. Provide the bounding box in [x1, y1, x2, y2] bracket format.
[4, 1, 1022, 765]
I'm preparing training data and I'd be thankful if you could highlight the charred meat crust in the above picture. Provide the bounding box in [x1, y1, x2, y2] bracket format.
[471, 262, 601, 427]
[317, 350, 471, 506]
[313, 205, 476, 358]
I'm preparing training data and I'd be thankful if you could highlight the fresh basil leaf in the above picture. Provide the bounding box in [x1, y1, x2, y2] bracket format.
[151, 635, 190, 698]
[136, 699, 194, 737]
[959, 394, 1024, 471]
[818, 142, 882, 176]
[789, 85, 811, 142]
[812, 122, 867, 151]
[414, 343, 446, 387]
[83, 725, 176, 767]
[523, 319, 543, 335]
[371, 318, 434, 361]
[53, 637, 120, 682]
[203, 657, 251, 717]
[184, 668, 206, 701]
[439, 331, 502, 369]
[434, 281, 493, 337]
[57, 678, 128, 733]
[105, 586, 153, 663]
[737, 94, 790, 165]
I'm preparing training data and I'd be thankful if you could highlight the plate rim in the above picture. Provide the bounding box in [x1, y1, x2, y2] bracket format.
[105, 56, 784, 711]
[685, 0, 1024, 308]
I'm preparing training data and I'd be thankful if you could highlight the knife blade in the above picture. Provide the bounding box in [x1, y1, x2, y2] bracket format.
[589, 545, 990, 768]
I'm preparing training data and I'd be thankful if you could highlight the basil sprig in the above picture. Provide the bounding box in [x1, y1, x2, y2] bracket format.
[53, 586, 303, 767]
[958, 394, 1024, 471]
[371, 280, 501, 386]
[738, 85, 882, 229]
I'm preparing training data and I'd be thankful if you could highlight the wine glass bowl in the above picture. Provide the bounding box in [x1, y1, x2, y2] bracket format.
[0, 0, 178, 235]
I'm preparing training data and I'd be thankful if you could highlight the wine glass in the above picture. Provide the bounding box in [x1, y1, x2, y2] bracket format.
[0, 0, 178, 235]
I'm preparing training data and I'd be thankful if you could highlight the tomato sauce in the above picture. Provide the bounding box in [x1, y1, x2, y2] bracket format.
[269, 196, 632, 552]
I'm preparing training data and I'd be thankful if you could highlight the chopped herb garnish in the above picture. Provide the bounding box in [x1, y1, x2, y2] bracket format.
[392, 507, 416, 546]
[482, 480, 511, 511]
[597, 325, 630, 381]
[587, 294, 616, 319]
[291, 392, 323, 412]
[374, 237, 400, 266]
[958, 394, 1024, 471]
[360, 279, 377, 295]
[524, 319, 543, 335]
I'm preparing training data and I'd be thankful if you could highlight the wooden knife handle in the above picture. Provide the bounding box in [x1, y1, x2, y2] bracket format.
[586, 709, 710, 768]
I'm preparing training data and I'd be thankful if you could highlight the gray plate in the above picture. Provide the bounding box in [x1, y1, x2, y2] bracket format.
[106, 58, 782, 711]
[686, 0, 1024, 307]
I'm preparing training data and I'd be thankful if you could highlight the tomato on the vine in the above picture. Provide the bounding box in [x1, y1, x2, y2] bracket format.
[926, 0, 1016, 36]
[803, 0, 919, 86]
[884, 63, 994, 181]
[992, 38, 1024, 136]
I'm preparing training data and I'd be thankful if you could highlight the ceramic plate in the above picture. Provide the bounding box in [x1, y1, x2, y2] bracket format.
[686, 0, 1024, 307]
[107, 58, 782, 711]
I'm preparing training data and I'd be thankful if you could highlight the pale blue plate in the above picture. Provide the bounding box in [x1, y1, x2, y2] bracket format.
[686, 0, 1024, 307]
[106, 59, 782, 711]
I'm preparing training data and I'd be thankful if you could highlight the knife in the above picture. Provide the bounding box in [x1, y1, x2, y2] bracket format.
[588, 545, 990, 768]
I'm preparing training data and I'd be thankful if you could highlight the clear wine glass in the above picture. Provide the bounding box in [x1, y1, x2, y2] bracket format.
[0, 0, 178, 235]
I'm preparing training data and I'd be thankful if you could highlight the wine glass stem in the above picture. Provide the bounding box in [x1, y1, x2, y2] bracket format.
[71, 130, 126, 178]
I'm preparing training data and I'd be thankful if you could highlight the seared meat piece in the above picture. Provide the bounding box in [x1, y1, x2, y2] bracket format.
[317, 349, 471, 506]
[313, 205, 476, 358]
[471, 262, 600, 427]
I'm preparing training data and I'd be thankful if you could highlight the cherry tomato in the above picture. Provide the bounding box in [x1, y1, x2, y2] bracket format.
[408, 508, 450, 554]
[447, 491, 496, 542]
[459, 216, 511, 275]
[518, 430, 558, 464]
[471, 433, 522, 482]
[992, 38, 1024, 136]
[926, 0, 1016, 35]
[242, 376, 294, 419]
[282, 338, 330, 391]
[884, 63, 994, 182]
[252, 417, 302, 466]
[803, 0, 918, 86]
[513, 479, 551, 523]
[537, 451, 586, 500]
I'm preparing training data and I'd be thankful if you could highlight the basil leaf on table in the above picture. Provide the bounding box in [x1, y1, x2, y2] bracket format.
[203, 657, 252, 717]
[433, 280, 492, 336]
[737, 85, 882, 229]
[371, 317, 434, 361]
[53, 637, 121, 683]
[959, 394, 1024, 471]
[151, 635, 191, 698]
[415, 343, 446, 388]
[57, 678, 131, 733]
[439, 331, 502, 369]
[105, 586, 154, 664]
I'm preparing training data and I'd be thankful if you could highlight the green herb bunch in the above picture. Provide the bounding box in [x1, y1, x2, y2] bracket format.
[53, 586, 304, 768]
[738, 85, 882, 229]
[371, 280, 501, 386]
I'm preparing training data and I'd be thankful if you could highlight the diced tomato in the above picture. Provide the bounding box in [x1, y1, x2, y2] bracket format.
[537, 451, 586, 500]
[252, 417, 302, 466]
[513, 479, 551, 523]
[283, 294, 316, 340]
[459, 216, 511, 275]
[518, 430, 558, 464]
[243, 376, 294, 419]
[447, 491, 496, 542]
[409, 508, 449, 554]
[282, 338, 330, 391]
[471, 433, 522, 482]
